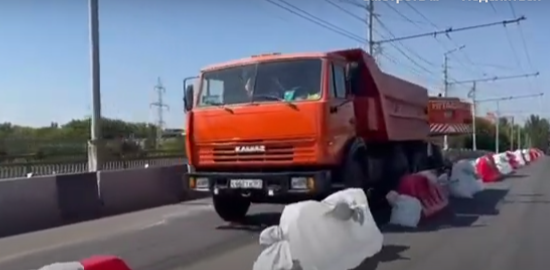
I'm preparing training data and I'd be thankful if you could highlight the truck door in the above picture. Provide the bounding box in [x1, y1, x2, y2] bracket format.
[327, 62, 356, 157]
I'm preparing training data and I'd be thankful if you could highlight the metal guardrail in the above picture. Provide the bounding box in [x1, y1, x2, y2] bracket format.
[0, 157, 186, 179]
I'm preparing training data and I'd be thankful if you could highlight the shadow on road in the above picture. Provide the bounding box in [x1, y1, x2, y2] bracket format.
[452, 188, 509, 216]
[506, 174, 528, 179]
[216, 212, 281, 232]
[354, 244, 410, 270]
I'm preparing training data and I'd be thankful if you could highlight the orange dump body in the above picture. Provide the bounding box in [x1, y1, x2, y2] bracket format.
[428, 97, 473, 136]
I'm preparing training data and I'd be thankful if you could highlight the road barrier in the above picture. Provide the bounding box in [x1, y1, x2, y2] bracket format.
[35, 256, 131, 270]
[0, 164, 208, 237]
[397, 173, 449, 217]
[0, 149, 531, 237]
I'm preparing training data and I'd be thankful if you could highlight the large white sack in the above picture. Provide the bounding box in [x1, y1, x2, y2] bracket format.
[471, 179, 484, 194]
[448, 178, 474, 198]
[522, 149, 531, 162]
[449, 160, 480, 199]
[386, 191, 422, 228]
[253, 202, 301, 270]
[253, 188, 383, 270]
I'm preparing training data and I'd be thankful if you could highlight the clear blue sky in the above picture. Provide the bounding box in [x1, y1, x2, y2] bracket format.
[0, 0, 547, 127]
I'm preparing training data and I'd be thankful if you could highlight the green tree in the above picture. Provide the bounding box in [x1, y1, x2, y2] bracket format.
[462, 117, 511, 152]
[0, 117, 184, 162]
[524, 114, 550, 151]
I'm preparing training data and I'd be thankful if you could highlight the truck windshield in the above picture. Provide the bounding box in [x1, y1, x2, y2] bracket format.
[197, 58, 322, 107]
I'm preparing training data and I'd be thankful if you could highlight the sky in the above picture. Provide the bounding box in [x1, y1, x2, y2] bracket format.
[0, 0, 547, 128]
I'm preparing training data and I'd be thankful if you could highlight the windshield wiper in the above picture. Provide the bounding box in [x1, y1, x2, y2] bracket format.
[252, 94, 298, 110]
[204, 101, 234, 113]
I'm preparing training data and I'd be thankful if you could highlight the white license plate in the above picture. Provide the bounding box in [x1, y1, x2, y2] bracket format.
[230, 179, 263, 189]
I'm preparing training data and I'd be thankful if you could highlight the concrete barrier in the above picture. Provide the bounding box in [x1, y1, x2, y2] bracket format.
[0, 164, 209, 237]
[0, 176, 62, 236]
[97, 165, 188, 215]
[56, 172, 102, 221]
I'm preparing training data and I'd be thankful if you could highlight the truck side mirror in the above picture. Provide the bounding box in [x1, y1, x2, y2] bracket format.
[183, 85, 194, 112]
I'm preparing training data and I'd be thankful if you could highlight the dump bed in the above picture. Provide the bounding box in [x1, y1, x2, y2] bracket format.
[428, 97, 472, 136]
[330, 48, 430, 142]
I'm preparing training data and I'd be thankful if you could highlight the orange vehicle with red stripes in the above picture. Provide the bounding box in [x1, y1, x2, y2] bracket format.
[429, 96, 472, 136]
[182, 48, 472, 221]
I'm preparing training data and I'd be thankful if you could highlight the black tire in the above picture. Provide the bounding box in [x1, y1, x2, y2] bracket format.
[341, 151, 366, 189]
[213, 195, 251, 222]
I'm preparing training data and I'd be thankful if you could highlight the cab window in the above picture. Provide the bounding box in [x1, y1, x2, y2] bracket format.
[330, 64, 347, 98]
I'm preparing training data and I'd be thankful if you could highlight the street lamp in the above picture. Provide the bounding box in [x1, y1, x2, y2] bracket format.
[88, 0, 103, 171]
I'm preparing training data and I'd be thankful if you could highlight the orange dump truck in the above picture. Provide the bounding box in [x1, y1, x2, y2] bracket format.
[182, 48, 471, 221]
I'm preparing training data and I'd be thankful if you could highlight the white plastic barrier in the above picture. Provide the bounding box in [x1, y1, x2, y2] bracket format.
[522, 149, 532, 162]
[38, 262, 84, 270]
[448, 160, 484, 199]
[494, 153, 513, 175]
[254, 188, 383, 270]
[513, 150, 526, 166]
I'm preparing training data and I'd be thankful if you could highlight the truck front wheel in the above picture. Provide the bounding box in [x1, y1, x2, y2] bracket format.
[213, 195, 251, 222]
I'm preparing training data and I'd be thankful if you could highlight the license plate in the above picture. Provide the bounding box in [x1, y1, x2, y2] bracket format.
[230, 179, 263, 189]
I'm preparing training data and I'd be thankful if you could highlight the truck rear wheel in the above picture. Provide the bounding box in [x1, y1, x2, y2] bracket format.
[341, 151, 366, 189]
[213, 195, 251, 222]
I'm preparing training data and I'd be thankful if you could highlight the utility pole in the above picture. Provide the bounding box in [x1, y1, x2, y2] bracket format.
[368, 0, 374, 55]
[518, 125, 522, 149]
[442, 45, 465, 150]
[88, 0, 103, 172]
[495, 101, 500, 153]
[150, 78, 170, 146]
[509, 116, 514, 150]
[468, 82, 477, 150]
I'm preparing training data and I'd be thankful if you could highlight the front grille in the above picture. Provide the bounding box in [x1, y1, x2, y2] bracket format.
[213, 144, 294, 162]
[197, 138, 316, 164]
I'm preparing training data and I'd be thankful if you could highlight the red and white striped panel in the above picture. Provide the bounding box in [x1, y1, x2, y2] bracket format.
[430, 123, 472, 135]
[37, 256, 131, 270]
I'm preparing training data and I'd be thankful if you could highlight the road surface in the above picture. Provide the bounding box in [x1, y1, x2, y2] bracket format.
[0, 157, 548, 270]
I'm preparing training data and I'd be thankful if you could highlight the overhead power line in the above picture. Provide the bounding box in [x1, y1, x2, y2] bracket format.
[477, 92, 543, 103]
[374, 16, 526, 44]
[449, 72, 539, 86]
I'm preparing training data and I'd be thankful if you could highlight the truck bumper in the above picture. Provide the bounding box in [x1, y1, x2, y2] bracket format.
[186, 170, 332, 199]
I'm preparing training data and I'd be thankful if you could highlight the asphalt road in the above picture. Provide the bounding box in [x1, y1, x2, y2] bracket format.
[0, 157, 548, 270]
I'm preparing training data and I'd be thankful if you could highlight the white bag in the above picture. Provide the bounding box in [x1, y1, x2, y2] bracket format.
[471, 179, 484, 194]
[253, 200, 304, 270]
[449, 160, 477, 199]
[253, 188, 383, 270]
[386, 191, 422, 228]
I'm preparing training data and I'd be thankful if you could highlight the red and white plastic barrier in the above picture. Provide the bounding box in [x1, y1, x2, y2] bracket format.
[37, 256, 130, 270]
[475, 154, 502, 183]
[396, 172, 449, 218]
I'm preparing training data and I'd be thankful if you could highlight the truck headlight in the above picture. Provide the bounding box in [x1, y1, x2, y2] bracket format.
[291, 177, 308, 189]
[195, 177, 209, 190]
